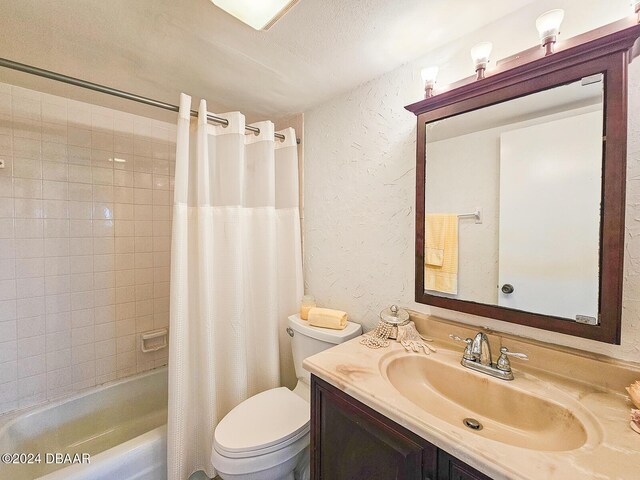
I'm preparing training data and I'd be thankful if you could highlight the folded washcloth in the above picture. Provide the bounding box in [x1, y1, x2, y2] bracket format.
[308, 307, 348, 330]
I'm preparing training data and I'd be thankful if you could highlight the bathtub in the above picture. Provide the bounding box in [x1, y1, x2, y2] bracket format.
[0, 367, 167, 480]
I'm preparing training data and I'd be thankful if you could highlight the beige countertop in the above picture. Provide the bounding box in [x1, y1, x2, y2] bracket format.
[303, 314, 640, 480]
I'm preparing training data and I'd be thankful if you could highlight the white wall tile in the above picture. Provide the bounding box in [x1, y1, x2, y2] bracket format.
[42, 142, 67, 163]
[17, 335, 45, 358]
[17, 373, 46, 398]
[0, 300, 16, 323]
[13, 158, 42, 179]
[0, 238, 16, 258]
[42, 122, 67, 145]
[42, 162, 68, 182]
[0, 361, 17, 384]
[13, 178, 42, 199]
[18, 354, 45, 378]
[16, 296, 44, 318]
[15, 218, 43, 238]
[0, 259, 15, 280]
[42, 180, 68, 200]
[44, 257, 69, 276]
[46, 349, 71, 371]
[46, 312, 70, 333]
[0, 340, 17, 363]
[45, 293, 70, 314]
[16, 258, 44, 278]
[0, 320, 17, 341]
[15, 238, 44, 258]
[0, 198, 14, 217]
[0, 279, 16, 300]
[0, 82, 175, 415]
[46, 330, 70, 352]
[16, 316, 45, 339]
[68, 127, 91, 147]
[16, 276, 44, 298]
[14, 198, 44, 218]
[68, 146, 91, 166]
[44, 219, 69, 238]
[0, 219, 14, 239]
[43, 200, 69, 219]
[72, 343, 95, 364]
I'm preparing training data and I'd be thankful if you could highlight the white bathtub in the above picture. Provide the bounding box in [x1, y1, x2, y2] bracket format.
[0, 367, 167, 480]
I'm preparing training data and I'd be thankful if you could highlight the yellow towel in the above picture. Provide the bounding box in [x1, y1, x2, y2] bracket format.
[308, 307, 348, 330]
[425, 214, 458, 294]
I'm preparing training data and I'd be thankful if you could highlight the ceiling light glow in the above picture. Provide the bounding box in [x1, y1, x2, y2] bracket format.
[211, 0, 300, 30]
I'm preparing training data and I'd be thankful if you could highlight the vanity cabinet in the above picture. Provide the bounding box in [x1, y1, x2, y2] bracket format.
[311, 375, 491, 480]
[437, 451, 492, 480]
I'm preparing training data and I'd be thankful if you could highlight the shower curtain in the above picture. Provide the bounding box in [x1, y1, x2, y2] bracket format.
[167, 94, 303, 479]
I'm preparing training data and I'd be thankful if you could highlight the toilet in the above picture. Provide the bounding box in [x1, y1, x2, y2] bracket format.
[211, 314, 362, 480]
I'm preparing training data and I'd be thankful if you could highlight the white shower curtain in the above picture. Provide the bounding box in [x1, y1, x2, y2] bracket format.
[167, 94, 303, 479]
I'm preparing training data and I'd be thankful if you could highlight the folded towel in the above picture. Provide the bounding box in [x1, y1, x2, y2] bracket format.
[425, 214, 458, 294]
[425, 214, 446, 267]
[308, 307, 348, 330]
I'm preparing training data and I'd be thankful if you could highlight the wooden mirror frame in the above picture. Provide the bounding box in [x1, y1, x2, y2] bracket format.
[405, 19, 640, 344]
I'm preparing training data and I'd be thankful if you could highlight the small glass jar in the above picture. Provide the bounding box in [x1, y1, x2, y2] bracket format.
[300, 295, 316, 320]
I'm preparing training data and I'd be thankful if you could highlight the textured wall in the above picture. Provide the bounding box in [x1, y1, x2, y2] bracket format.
[0, 82, 175, 414]
[304, 1, 640, 361]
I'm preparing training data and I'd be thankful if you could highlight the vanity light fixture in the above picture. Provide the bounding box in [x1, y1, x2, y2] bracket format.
[470, 42, 493, 80]
[210, 0, 300, 30]
[536, 9, 565, 55]
[421, 66, 439, 98]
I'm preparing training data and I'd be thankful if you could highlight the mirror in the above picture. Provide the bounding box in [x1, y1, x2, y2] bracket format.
[424, 76, 604, 323]
[406, 23, 640, 344]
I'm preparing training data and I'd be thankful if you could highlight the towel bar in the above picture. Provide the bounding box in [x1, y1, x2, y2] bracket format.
[457, 208, 482, 224]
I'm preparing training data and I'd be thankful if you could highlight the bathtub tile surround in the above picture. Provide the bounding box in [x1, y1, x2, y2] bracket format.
[0, 82, 176, 414]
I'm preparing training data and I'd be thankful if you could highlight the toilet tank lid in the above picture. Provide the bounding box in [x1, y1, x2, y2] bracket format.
[288, 314, 362, 344]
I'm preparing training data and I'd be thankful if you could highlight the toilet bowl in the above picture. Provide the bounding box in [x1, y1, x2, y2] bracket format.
[211, 314, 362, 480]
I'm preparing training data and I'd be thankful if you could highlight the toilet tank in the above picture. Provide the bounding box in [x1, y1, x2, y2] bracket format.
[287, 314, 362, 385]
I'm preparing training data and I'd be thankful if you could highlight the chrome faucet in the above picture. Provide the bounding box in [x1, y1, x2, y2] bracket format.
[470, 332, 492, 366]
[449, 332, 528, 381]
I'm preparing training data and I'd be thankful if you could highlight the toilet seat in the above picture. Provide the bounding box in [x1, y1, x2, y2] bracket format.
[214, 387, 310, 459]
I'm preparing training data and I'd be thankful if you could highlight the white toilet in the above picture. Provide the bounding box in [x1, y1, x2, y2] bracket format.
[211, 314, 362, 480]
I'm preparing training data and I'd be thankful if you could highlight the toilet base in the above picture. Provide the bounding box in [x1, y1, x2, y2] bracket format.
[213, 440, 308, 480]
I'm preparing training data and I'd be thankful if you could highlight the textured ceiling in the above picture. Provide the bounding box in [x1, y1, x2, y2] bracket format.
[0, 0, 535, 120]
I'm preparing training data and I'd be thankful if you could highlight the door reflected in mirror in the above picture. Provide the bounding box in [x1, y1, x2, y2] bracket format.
[424, 75, 604, 322]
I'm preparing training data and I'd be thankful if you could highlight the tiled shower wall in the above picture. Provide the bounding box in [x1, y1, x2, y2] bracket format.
[0, 82, 176, 414]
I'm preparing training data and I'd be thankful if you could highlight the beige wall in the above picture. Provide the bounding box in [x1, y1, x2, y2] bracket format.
[303, 1, 640, 361]
[0, 82, 176, 414]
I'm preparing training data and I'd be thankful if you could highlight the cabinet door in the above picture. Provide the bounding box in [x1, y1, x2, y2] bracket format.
[437, 451, 493, 480]
[311, 375, 437, 480]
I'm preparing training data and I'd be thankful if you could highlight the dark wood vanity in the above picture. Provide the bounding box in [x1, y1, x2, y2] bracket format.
[311, 375, 492, 480]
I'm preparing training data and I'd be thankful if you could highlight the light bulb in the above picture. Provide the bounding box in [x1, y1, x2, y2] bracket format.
[421, 66, 439, 83]
[536, 9, 564, 55]
[421, 66, 439, 98]
[470, 42, 493, 80]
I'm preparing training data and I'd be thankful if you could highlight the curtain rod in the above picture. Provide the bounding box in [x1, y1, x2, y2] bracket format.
[0, 57, 299, 143]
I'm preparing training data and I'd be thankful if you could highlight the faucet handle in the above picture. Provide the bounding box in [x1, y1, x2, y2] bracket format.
[449, 334, 475, 360]
[499, 347, 528, 360]
[496, 347, 528, 373]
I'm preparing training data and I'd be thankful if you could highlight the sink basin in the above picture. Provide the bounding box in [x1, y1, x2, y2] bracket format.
[383, 353, 590, 451]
